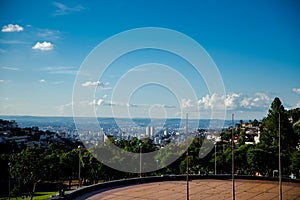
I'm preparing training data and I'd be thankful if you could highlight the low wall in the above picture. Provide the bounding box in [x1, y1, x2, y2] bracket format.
[58, 175, 299, 200]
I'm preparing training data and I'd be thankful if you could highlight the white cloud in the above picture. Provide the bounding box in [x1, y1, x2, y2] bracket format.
[88, 98, 122, 107]
[240, 93, 272, 110]
[32, 41, 54, 51]
[181, 98, 195, 109]
[198, 93, 228, 110]
[1, 24, 24, 32]
[296, 102, 300, 108]
[82, 81, 104, 87]
[87, 98, 107, 106]
[96, 99, 105, 106]
[197, 92, 273, 111]
[53, 2, 86, 16]
[2, 66, 20, 71]
[36, 29, 61, 40]
[126, 103, 138, 107]
[81, 81, 111, 89]
[0, 80, 5, 83]
[292, 88, 300, 95]
[224, 93, 241, 110]
[0, 39, 28, 45]
[163, 105, 176, 109]
[39, 79, 47, 83]
[58, 102, 73, 115]
[42, 66, 77, 75]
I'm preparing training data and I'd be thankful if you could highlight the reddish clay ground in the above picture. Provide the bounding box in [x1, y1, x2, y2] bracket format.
[86, 179, 300, 200]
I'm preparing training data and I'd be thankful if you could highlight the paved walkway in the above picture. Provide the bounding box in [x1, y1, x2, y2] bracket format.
[87, 179, 300, 200]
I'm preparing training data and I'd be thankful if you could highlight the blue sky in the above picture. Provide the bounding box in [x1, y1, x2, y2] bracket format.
[0, 0, 299, 120]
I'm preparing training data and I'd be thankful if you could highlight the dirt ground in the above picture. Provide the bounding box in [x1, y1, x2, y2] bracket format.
[87, 179, 300, 200]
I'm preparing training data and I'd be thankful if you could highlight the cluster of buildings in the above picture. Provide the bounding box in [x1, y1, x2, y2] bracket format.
[240, 122, 260, 145]
[0, 117, 261, 151]
[0, 119, 79, 149]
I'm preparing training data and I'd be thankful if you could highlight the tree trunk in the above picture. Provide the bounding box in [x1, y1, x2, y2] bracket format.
[68, 179, 72, 190]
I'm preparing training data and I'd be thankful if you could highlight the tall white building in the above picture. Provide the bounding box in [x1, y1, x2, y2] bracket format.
[146, 126, 155, 138]
[150, 126, 155, 137]
[146, 126, 150, 137]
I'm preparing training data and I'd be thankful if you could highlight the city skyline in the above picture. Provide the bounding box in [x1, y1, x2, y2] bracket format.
[0, 0, 300, 120]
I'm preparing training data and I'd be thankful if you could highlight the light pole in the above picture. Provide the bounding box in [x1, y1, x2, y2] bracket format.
[214, 141, 217, 175]
[279, 113, 282, 200]
[186, 113, 189, 200]
[78, 145, 83, 188]
[8, 162, 11, 200]
[139, 143, 142, 178]
[232, 114, 235, 200]
[156, 159, 159, 171]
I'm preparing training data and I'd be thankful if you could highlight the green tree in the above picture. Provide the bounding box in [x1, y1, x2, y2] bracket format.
[80, 149, 103, 184]
[252, 119, 259, 127]
[10, 146, 46, 200]
[246, 146, 275, 176]
[59, 150, 78, 189]
[234, 144, 250, 174]
[260, 97, 297, 151]
[291, 150, 300, 178]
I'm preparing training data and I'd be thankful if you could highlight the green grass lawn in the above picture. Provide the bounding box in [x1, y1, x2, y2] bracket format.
[30, 191, 59, 200]
[0, 191, 72, 200]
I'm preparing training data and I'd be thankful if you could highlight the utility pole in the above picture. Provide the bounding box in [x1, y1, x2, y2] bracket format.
[232, 114, 235, 200]
[78, 145, 82, 188]
[279, 113, 282, 200]
[186, 113, 189, 200]
[139, 143, 142, 178]
[214, 141, 217, 175]
[8, 162, 11, 200]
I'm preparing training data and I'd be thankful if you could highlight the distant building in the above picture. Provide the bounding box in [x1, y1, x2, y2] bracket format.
[5, 135, 30, 146]
[146, 126, 155, 138]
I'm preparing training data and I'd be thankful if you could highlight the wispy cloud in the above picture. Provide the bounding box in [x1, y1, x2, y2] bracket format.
[36, 29, 61, 40]
[58, 102, 73, 115]
[163, 105, 176, 109]
[89, 99, 121, 107]
[1, 24, 24, 32]
[32, 41, 54, 51]
[127, 103, 139, 108]
[53, 1, 86, 16]
[21, 25, 61, 41]
[0, 39, 29, 45]
[38, 78, 64, 85]
[292, 88, 300, 95]
[42, 66, 77, 75]
[82, 81, 111, 89]
[2, 66, 20, 71]
[0, 80, 10, 84]
[120, 102, 176, 109]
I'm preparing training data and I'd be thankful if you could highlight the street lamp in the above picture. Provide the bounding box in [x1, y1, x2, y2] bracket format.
[214, 142, 217, 175]
[78, 145, 83, 188]
[139, 143, 142, 178]
[8, 162, 11, 200]
[232, 114, 235, 200]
